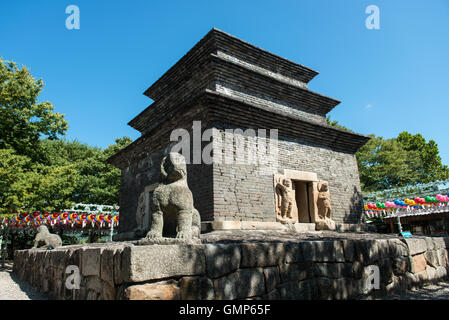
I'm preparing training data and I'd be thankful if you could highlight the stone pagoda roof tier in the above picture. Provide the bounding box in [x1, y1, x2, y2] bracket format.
[129, 50, 340, 133]
[143, 28, 319, 101]
[108, 90, 370, 169]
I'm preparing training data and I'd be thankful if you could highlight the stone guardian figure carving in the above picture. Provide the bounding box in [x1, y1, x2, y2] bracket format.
[144, 152, 201, 241]
[275, 178, 293, 223]
[33, 225, 62, 249]
[315, 181, 336, 231]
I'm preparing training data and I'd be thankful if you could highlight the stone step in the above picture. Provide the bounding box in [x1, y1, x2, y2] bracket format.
[293, 223, 316, 232]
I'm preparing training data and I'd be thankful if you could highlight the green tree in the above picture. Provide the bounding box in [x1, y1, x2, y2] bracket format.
[327, 118, 448, 191]
[0, 58, 68, 160]
[39, 137, 132, 205]
[356, 136, 422, 191]
[396, 131, 449, 182]
[0, 148, 77, 213]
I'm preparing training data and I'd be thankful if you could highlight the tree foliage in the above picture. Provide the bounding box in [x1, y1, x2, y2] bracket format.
[0, 138, 131, 213]
[0, 58, 68, 160]
[356, 133, 448, 192]
[397, 131, 449, 183]
[0, 58, 132, 213]
[326, 117, 448, 192]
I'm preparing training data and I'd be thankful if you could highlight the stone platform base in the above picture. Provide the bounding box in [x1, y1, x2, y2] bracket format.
[12, 233, 449, 300]
[201, 221, 316, 233]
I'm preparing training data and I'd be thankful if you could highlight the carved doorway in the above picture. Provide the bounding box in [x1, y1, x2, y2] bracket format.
[293, 181, 313, 223]
[274, 170, 319, 224]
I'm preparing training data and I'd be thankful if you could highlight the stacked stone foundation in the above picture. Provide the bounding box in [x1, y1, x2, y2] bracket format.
[13, 236, 449, 300]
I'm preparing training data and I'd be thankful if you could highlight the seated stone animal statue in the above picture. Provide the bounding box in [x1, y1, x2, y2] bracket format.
[145, 152, 201, 240]
[33, 225, 62, 249]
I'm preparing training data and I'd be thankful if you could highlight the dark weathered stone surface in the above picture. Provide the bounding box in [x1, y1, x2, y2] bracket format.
[179, 276, 214, 300]
[13, 234, 449, 300]
[81, 248, 102, 277]
[240, 242, 286, 267]
[123, 245, 206, 282]
[213, 268, 265, 300]
[205, 244, 241, 278]
[301, 240, 345, 262]
[263, 266, 281, 292]
[279, 262, 312, 283]
[277, 279, 315, 300]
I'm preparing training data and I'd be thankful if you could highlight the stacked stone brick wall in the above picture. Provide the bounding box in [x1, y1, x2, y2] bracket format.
[211, 127, 362, 224]
[13, 236, 449, 300]
[116, 102, 214, 237]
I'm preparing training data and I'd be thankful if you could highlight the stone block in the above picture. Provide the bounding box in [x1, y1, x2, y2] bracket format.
[263, 289, 280, 300]
[424, 250, 439, 268]
[86, 290, 98, 300]
[312, 263, 353, 279]
[341, 240, 355, 261]
[263, 266, 281, 292]
[67, 248, 82, 269]
[388, 239, 409, 257]
[213, 268, 265, 300]
[411, 254, 427, 273]
[125, 280, 180, 300]
[352, 261, 364, 279]
[284, 243, 303, 263]
[240, 221, 285, 230]
[378, 258, 394, 285]
[315, 277, 355, 300]
[113, 249, 124, 285]
[86, 276, 103, 294]
[277, 279, 315, 300]
[50, 249, 69, 269]
[102, 280, 116, 300]
[279, 262, 312, 282]
[437, 248, 449, 267]
[432, 237, 447, 250]
[402, 238, 427, 256]
[293, 223, 315, 232]
[100, 248, 115, 285]
[123, 244, 206, 283]
[212, 221, 241, 230]
[81, 248, 102, 277]
[205, 244, 241, 278]
[301, 241, 345, 262]
[392, 256, 410, 275]
[435, 266, 448, 279]
[180, 276, 214, 300]
[240, 242, 286, 267]
[424, 237, 435, 251]
[355, 240, 380, 264]
[377, 240, 391, 259]
[426, 266, 437, 281]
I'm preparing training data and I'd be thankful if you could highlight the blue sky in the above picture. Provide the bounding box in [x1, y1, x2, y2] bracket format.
[1, 0, 448, 165]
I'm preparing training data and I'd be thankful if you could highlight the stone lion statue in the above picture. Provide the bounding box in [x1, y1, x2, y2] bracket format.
[145, 152, 201, 240]
[316, 181, 336, 231]
[33, 225, 62, 249]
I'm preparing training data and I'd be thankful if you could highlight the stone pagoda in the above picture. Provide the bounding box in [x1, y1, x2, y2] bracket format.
[108, 28, 370, 240]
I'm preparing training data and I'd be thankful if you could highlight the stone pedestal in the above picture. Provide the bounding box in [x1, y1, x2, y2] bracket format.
[13, 235, 449, 300]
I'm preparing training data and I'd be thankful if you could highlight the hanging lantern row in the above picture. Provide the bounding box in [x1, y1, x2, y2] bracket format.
[0, 212, 119, 229]
[364, 193, 449, 219]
